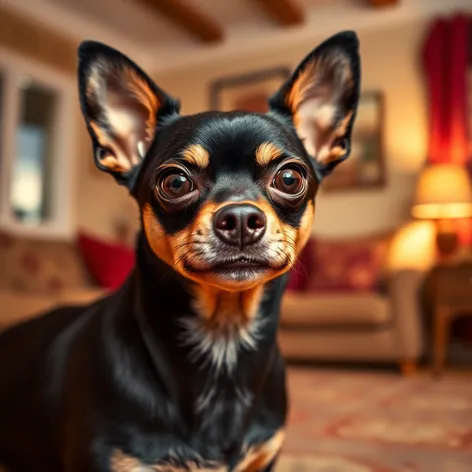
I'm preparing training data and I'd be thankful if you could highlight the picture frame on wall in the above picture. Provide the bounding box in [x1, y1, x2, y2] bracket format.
[209, 67, 291, 113]
[322, 91, 386, 192]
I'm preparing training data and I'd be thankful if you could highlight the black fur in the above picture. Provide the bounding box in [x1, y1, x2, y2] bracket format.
[0, 31, 360, 472]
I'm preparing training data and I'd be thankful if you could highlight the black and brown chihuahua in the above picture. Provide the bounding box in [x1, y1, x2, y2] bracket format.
[0, 31, 360, 472]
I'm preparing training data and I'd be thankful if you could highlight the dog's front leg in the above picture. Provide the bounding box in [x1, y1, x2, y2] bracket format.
[233, 429, 284, 472]
[259, 455, 279, 472]
[64, 449, 115, 472]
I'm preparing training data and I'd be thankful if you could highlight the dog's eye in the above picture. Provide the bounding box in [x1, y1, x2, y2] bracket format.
[272, 167, 304, 195]
[160, 173, 193, 199]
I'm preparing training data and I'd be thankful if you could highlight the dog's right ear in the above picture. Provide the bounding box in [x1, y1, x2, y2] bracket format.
[269, 31, 360, 179]
[78, 41, 180, 187]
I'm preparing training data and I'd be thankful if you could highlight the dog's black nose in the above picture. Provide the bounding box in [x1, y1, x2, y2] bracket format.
[213, 204, 267, 247]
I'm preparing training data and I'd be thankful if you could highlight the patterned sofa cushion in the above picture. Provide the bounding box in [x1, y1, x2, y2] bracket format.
[306, 233, 392, 293]
[286, 238, 315, 292]
[0, 231, 91, 294]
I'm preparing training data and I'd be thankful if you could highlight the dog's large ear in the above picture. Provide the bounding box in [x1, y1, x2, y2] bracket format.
[269, 31, 360, 178]
[78, 41, 180, 187]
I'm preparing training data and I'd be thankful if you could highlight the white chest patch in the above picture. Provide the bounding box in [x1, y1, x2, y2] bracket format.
[178, 314, 265, 374]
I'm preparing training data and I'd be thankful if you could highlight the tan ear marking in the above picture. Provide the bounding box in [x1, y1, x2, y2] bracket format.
[89, 121, 133, 172]
[182, 144, 210, 169]
[285, 59, 318, 117]
[255, 142, 283, 167]
[336, 110, 354, 137]
[123, 66, 160, 142]
[315, 110, 354, 165]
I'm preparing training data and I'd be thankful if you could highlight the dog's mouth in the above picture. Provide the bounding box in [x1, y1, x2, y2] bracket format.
[180, 241, 293, 286]
[185, 255, 273, 274]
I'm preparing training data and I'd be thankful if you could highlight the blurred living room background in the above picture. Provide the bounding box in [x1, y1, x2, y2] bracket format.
[1, 0, 472, 470]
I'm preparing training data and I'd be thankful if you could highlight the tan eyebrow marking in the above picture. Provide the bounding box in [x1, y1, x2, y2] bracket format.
[182, 144, 210, 168]
[255, 142, 283, 166]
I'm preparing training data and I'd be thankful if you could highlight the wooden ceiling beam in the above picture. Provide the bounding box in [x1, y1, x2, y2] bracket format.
[367, 0, 400, 7]
[253, 0, 304, 26]
[137, 0, 223, 43]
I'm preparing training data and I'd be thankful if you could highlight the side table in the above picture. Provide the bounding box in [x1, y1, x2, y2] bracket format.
[431, 262, 472, 377]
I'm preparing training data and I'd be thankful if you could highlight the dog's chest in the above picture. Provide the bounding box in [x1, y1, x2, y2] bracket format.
[110, 447, 229, 472]
[110, 426, 284, 472]
[113, 463, 225, 471]
[109, 391, 251, 472]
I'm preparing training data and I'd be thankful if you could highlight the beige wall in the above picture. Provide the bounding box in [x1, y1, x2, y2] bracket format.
[1, 8, 431, 241]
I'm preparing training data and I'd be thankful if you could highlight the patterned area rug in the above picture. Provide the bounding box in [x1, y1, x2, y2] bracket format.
[277, 368, 472, 472]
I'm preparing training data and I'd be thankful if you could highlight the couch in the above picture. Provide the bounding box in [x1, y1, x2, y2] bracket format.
[0, 231, 106, 330]
[0, 230, 425, 375]
[278, 234, 425, 374]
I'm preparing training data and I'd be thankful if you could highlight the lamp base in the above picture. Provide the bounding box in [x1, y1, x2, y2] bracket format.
[435, 219, 459, 260]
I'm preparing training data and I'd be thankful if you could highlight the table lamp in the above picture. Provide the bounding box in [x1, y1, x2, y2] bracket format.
[411, 164, 472, 259]
[388, 220, 436, 272]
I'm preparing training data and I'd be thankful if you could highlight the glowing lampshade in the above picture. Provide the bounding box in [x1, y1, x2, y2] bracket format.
[387, 220, 436, 272]
[411, 164, 472, 220]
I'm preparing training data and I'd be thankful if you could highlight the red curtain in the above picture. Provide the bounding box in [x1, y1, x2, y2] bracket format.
[423, 13, 472, 246]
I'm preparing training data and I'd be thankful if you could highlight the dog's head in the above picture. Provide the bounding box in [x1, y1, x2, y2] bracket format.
[78, 32, 360, 292]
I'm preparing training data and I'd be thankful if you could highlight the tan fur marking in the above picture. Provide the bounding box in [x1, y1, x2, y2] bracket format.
[241, 284, 265, 321]
[337, 110, 354, 136]
[142, 195, 313, 330]
[296, 200, 315, 252]
[142, 203, 175, 267]
[235, 429, 285, 471]
[286, 60, 318, 120]
[166, 197, 297, 326]
[315, 110, 353, 165]
[143, 196, 313, 289]
[255, 142, 283, 167]
[89, 121, 133, 172]
[110, 450, 146, 472]
[110, 450, 225, 472]
[182, 144, 210, 169]
[192, 284, 264, 325]
[175, 200, 275, 289]
[124, 66, 159, 143]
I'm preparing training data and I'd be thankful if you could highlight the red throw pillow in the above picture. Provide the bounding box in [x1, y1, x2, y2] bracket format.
[77, 231, 135, 290]
[286, 238, 315, 292]
[307, 236, 389, 293]
[286, 263, 304, 291]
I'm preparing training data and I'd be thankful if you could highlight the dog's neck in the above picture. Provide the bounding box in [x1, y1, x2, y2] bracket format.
[132, 233, 282, 375]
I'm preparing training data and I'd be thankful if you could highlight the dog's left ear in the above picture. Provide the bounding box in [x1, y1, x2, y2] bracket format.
[269, 31, 360, 177]
[78, 41, 180, 187]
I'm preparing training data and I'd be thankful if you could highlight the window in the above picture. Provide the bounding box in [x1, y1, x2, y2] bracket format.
[0, 49, 75, 238]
